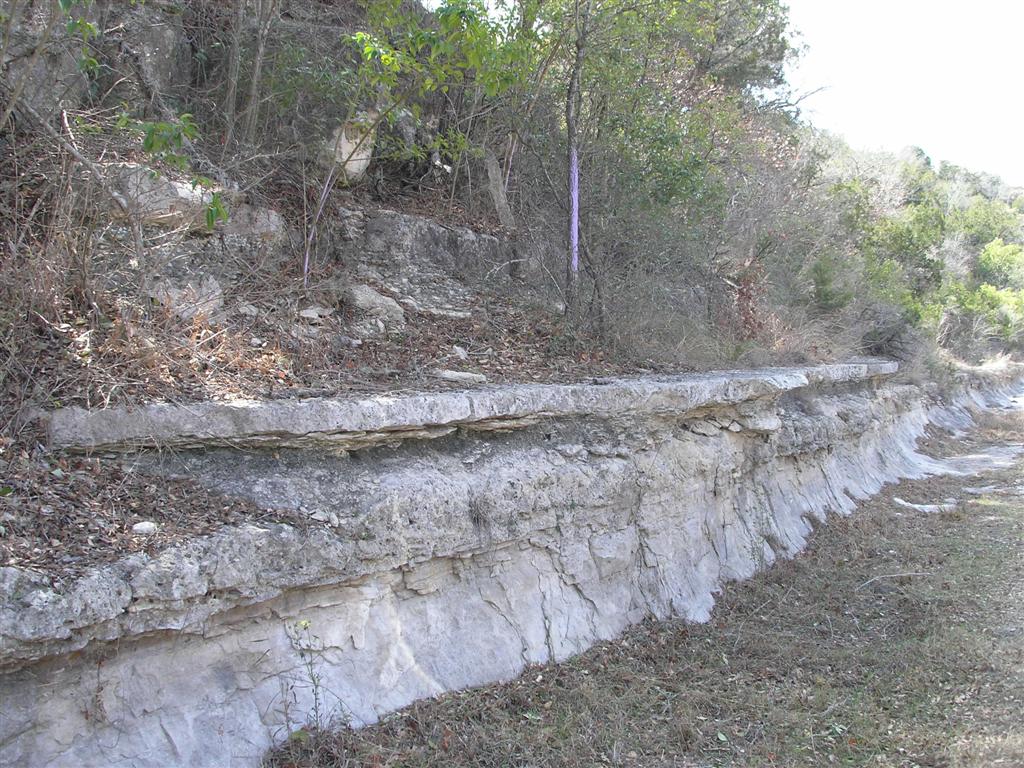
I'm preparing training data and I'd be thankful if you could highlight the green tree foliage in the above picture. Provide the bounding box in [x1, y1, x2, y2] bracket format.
[977, 238, 1024, 290]
[512, 0, 795, 315]
[800, 136, 1024, 359]
[682, 0, 795, 89]
[354, 0, 526, 101]
[949, 197, 1021, 246]
[810, 255, 852, 313]
[46, 0, 1013, 364]
[866, 201, 945, 295]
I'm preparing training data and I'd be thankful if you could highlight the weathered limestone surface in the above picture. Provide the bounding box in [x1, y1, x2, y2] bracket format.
[342, 205, 513, 320]
[320, 116, 378, 182]
[46, 361, 897, 452]
[3, 363, 1021, 768]
[103, 162, 215, 230]
[2, 2, 191, 120]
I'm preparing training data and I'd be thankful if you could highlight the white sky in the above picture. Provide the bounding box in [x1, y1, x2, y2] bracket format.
[784, 0, 1024, 187]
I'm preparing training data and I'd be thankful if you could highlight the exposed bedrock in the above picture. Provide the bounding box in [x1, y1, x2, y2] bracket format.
[2, 362, 1020, 767]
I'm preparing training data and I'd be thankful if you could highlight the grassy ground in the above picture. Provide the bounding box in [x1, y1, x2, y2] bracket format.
[265, 410, 1024, 768]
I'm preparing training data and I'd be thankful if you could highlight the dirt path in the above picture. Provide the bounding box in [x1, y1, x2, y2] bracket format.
[266, 407, 1024, 768]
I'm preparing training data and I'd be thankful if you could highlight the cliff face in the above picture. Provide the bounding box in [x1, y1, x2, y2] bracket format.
[1, 363, 1019, 767]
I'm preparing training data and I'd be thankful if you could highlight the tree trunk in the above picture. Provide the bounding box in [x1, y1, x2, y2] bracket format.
[564, 0, 589, 314]
[240, 0, 278, 146]
[484, 148, 516, 232]
[221, 0, 246, 147]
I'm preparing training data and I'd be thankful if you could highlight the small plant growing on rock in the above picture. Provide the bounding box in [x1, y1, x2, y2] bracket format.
[285, 619, 330, 733]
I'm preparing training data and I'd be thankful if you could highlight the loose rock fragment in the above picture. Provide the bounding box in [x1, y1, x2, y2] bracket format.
[434, 369, 488, 385]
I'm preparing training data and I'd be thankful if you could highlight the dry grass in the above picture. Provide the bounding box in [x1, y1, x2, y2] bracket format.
[264, 412, 1024, 768]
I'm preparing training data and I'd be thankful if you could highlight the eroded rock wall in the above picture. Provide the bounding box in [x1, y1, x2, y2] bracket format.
[1, 364, 1018, 767]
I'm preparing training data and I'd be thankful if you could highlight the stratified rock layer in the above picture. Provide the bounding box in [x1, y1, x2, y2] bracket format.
[2, 363, 1019, 768]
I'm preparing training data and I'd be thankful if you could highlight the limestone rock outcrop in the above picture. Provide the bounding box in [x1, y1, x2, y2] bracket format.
[342, 284, 407, 339]
[2, 362, 1020, 768]
[320, 114, 379, 182]
[106, 162, 214, 230]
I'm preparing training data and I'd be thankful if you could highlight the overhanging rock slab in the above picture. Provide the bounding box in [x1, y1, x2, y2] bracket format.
[45, 361, 898, 452]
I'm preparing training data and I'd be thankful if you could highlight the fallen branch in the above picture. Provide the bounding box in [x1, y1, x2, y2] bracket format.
[856, 572, 932, 591]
